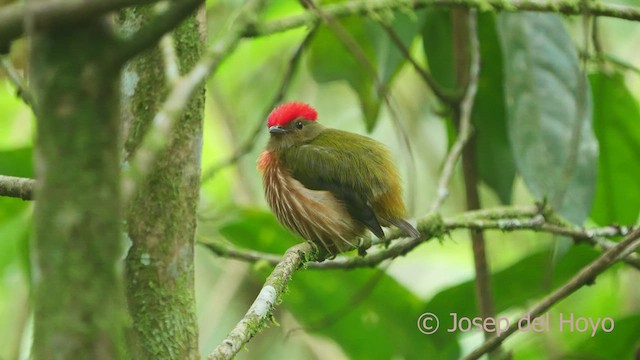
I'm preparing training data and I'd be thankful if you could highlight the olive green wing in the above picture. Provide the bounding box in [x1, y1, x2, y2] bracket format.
[281, 129, 395, 238]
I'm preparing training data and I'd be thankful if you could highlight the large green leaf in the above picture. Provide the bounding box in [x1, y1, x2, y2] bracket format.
[0, 202, 30, 278]
[423, 12, 515, 203]
[284, 268, 433, 359]
[421, 246, 599, 359]
[497, 13, 598, 224]
[0, 147, 33, 178]
[308, 10, 422, 131]
[473, 13, 514, 204]
[217, 209, 435, 358]
[216, 208, 300, 254]
[570, 313, 640, 359]
[421, 9, 455, 92]
[589, 72, 640, 225]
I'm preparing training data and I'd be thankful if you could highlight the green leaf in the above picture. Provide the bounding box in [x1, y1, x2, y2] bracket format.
[0, 201, 30, 279]
[422, 246, 598, 358]
[473, 13, 515, 204]
[497, 13, 598, 224]
[422, 12, 515, 203]
[421, 9, 455, 91]
[571, 313, 640, 359]
[284, 268, 434, 359]
[589, 72, 640, 225]
[308, 11, 422, 131]
[218, 207, 439, 357]
[217, 208, 299, 254]
[0, 147, 33, 178]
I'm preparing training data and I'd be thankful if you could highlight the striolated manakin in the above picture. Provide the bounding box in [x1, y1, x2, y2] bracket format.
[258, 102, 419, 255]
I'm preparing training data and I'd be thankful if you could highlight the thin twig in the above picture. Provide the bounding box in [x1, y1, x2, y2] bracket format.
[0, 0, 159, 48]
[297, 0, 407, 133]
[463, 227, 640, 360]
[2, 0, 640, 49]
[451, 11, 502, 356]
[123, 0, 268, 201]
[429, 10, 480, 212]
[0, 175, 35, 200]
[207, 243, 317, 360]
[113, 0, 203, 65]
[201, 27, 317, 183]
[298, 0, 418, 211]
[299, 0, 379, 92]
[160, 34, 180, 86]
[251, 0, 640, 38]
[201, 208, 639, 270]
[379, 22, 458, 105]
[206, 217, 640, 360]
[286, 265, 389, 338]
[0, 57, 33, 106]
[579, 49, 640, 76]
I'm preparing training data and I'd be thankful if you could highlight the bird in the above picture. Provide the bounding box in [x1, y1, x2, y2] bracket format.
[257, 101, 420, 256]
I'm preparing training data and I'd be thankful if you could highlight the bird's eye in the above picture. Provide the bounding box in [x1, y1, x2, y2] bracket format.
[295, 121, 303, 130]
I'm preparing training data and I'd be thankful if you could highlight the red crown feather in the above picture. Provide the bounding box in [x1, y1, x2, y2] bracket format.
[267, 102, 318, 127]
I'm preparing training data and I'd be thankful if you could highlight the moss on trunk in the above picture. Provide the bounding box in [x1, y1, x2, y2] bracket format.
[119, 6, 204, 359]
[30, 20, 128, 359]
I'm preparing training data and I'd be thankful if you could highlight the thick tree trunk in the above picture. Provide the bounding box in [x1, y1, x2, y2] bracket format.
[120, 6, 204, 359]
[30, 20, 128, 359]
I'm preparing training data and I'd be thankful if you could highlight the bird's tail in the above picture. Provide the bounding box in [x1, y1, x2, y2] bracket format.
[388, 218, 420, 239]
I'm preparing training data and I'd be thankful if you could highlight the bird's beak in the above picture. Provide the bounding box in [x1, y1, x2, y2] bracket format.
[268, 125, 288, 134]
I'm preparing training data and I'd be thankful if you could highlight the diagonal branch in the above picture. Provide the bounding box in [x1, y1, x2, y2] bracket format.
[206, 214, 640, 359]
[2, 0, 640, 51]
[251, 0, 640, 38]
[0, 0, 160, 49]
[207, 243, 317, 360]
[122, 0, 268, 201]
[464, 227, 640, 360]
[429, 9, 480, 212]
[449, 9, 505, 357]
[379, 22, 459, 105]
[113, 0, 204, 65]
[201, 27, 318, 183]
[202, 207, 640, 270]
[0, 57, 33, 106]
[159, 33, 180, 86]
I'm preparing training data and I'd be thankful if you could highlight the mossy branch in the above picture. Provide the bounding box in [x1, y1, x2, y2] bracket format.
[206, 209, 639, 359]
[122, 0, 268, 201]
[0, 175, 34, 200]
[207, 243, 318, 360]
[202, 206, 640, 270]
[248, 0, 640, 39]
[120, 4, 205, 357]
[2, 0, 639, 50]
[114, 0, 203, 65]
[0, 0, 158, 49]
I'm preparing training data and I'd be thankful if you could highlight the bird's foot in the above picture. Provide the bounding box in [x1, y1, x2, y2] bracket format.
[356, 237, 371, 257]
[308, 241, 333, 262]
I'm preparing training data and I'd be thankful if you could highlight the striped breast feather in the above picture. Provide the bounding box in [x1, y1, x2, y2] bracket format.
[260, 152, 364, 254]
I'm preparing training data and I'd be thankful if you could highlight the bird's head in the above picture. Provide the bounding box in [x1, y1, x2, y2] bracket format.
[266, 102, 325, 151]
